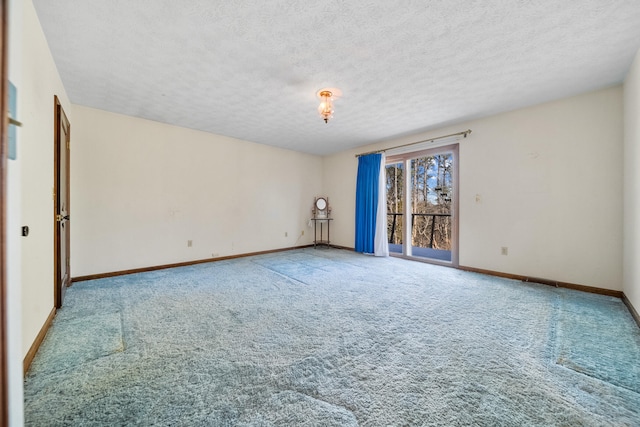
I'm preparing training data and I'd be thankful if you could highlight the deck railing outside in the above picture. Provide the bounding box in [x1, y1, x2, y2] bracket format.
[387, 212, 451, 249]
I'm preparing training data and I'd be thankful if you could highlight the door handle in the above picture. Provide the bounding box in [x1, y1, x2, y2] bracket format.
[56, 214, 70, 222]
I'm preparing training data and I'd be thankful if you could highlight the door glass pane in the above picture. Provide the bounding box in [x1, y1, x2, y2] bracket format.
[385, 163, 404, 254]
[410, 153, 453, 261]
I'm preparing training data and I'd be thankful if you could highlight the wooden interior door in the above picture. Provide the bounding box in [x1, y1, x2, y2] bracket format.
[54, 96, 70, 308]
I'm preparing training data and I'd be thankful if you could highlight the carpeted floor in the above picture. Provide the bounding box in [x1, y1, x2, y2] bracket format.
[24, 248, 640, 426]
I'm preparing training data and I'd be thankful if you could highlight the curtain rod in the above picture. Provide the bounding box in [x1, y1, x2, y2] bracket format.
[355, 129, 472, 158]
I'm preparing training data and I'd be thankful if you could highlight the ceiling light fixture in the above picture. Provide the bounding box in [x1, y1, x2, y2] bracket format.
[317, 89, 335, 123]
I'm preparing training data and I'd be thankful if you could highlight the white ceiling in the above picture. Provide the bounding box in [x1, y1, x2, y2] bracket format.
[32, 1, 640, 156]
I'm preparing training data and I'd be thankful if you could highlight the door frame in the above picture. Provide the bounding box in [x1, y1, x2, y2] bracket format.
[386, 143, 459, 267]
[0, 0, 9, 422]
[53, 95, 70, 308]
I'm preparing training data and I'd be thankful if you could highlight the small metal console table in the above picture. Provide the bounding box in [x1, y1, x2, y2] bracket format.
[311, 218, 333, 248]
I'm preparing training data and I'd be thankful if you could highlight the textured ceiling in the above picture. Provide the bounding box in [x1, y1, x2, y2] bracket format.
[32, 1, 640, 155]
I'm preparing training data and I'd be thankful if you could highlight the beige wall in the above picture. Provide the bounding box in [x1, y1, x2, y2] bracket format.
[624, 49, 640, 313]
[19, 0, 72, 358]
[70, 106, 323, 277]
[325, 86, 624, 291]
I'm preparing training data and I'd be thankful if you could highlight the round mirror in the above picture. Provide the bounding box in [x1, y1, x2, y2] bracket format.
[315, 198, 327, 210]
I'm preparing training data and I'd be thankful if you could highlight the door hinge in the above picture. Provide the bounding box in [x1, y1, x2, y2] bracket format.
[56, 214, 63, 222]
[67, 139, 70, 150]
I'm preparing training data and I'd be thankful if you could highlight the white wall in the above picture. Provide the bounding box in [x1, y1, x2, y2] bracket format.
[624, 49, 640, 313]
[19, 0, 72, 358]
[7, 0, 24, 423]
[70, 106, 323, 277]
[325, 86, 623, 291]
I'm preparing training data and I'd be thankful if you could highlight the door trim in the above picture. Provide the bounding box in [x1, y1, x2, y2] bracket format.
[53, 96, 70, 308]
[0, 0, 9, 422]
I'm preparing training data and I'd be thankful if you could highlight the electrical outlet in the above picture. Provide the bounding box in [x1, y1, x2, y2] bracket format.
[187, 240, 193, 247]
[501, 247, 508, 256]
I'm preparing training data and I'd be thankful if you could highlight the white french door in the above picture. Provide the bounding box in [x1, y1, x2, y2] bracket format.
[385, 144, 459, 266]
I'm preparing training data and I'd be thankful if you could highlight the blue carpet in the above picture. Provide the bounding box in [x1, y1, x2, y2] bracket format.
[555, 291, 640, 394]
[29, 312, 124, 375]
[24, 249, 640, 426]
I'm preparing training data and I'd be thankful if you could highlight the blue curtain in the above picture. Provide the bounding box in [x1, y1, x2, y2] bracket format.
[355, 153, 382, 253]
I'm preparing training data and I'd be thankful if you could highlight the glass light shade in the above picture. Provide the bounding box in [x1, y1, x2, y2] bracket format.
[318, 90, 334, 123]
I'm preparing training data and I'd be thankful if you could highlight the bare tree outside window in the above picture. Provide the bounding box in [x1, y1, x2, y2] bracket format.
[386, 153, 453, 251]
